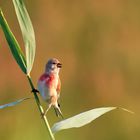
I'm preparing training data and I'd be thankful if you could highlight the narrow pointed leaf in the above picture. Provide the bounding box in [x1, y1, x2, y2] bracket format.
[0, 97, 30, 109]
[51, 107, 117, 133]
[13, 0, 36, 75]
[0, 9, 27, 74]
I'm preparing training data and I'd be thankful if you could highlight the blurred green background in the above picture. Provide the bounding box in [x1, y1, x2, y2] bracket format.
[0, 0, 140, 139]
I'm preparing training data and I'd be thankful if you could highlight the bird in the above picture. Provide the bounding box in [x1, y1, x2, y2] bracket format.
[37, 58, 63, 118]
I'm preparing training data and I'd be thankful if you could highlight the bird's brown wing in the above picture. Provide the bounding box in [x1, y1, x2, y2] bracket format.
[56, 77, 61, 97]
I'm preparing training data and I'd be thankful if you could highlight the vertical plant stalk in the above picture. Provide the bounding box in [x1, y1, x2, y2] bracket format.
[27, 75, 55, 140]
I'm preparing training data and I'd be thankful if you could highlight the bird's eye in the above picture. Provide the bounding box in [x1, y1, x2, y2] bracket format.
[52, 62, 56, 65]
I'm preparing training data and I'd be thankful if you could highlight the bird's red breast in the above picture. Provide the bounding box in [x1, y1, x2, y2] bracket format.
[39, 73, 61, 95]
[39, 73, 54, 87]
[39, 73, 48, 81]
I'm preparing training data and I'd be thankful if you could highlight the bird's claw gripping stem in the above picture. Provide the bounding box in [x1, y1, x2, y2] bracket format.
[31, 88, 39, 93]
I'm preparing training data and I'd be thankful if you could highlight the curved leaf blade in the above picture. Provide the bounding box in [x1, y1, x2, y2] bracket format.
[0, 97, 30, 109]
[51, 107, 117, 133]
[52, 107, 133, 134]
[0, 9, 27, 74]
[13, 0, 36, 75]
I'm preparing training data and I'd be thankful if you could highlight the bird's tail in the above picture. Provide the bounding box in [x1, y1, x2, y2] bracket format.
[53, 105, 63, 119]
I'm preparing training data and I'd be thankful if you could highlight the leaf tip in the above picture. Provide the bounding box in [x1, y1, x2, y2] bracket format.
[118, 107, 134, 114]
[0, 9, 3, 15]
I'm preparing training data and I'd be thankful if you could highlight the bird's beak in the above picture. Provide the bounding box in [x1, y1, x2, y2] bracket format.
[57, 63, 62, 68]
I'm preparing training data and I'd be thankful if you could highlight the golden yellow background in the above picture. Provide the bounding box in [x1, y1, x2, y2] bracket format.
[0, 0, 139, 139]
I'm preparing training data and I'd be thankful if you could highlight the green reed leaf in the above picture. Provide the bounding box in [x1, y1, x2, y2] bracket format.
[0, 9, 27, 73]
[13, 0, 36, 75]
[51, 107, 133, 134]
[0, 97, 30, 109]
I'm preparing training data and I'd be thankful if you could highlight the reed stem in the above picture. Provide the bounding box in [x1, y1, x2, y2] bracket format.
[27, 75, 55, 140]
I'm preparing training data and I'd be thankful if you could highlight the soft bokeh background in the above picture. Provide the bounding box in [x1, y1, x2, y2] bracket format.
[0, 0, 140, 139]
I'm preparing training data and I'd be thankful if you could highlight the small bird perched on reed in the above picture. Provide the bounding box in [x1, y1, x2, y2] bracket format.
[37, 58, 63, 118]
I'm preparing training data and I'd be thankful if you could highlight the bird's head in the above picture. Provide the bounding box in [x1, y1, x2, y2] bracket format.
[45, 58, 62, 74]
